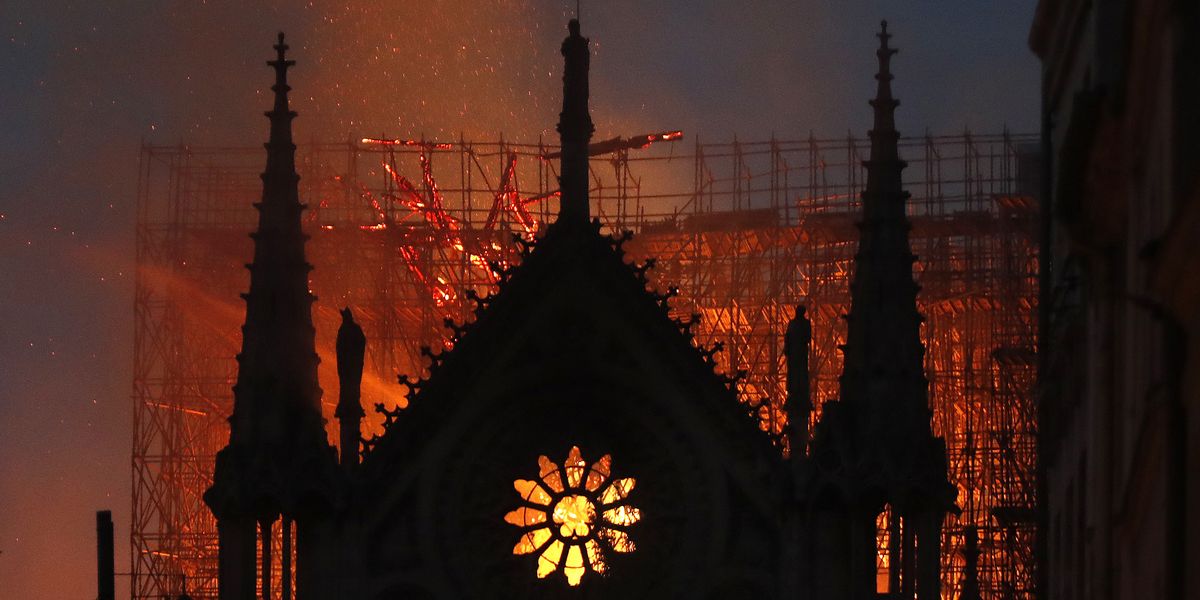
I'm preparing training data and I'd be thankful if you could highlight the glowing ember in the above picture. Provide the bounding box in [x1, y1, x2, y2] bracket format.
[360, 137, 454, 150]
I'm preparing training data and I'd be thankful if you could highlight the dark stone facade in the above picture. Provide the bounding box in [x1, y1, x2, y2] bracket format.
[1031, 2, 1200, 599]
[207, 20, 952, 600]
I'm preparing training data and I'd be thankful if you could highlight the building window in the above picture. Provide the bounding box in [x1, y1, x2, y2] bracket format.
[506, 446, 641, 586]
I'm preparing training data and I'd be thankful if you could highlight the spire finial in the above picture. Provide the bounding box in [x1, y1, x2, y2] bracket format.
[262, 32, 298, 178]
[876, 20, 897, 75]
[270, 32, 292, 77]
[268, 32, 296, 118]
[870, 20, 899, 129]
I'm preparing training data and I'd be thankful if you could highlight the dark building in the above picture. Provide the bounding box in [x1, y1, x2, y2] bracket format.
[206, 21, 953, 600]
[1031, 2, 1200, 600]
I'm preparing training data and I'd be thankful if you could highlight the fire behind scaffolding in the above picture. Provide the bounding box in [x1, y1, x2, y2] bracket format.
[131, 131, 1038, 599]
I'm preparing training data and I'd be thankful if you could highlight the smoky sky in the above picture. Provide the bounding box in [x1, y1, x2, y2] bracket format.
[0, 1, 1038, 597]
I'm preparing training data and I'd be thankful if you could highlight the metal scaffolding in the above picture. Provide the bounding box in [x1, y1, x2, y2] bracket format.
[132, 131, 1039, 599]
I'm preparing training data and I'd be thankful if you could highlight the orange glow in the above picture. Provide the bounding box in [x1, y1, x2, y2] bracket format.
[135, 133, 1038, 598]
[507, 447, 640, 586]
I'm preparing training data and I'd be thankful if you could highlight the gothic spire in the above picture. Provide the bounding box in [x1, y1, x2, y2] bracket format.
[838, 20, 925, 423]
[206, 37, 331, 596]
[800, 24, 952, 598]
[211, 33, 323, 511]
[556, 19, 594, 227]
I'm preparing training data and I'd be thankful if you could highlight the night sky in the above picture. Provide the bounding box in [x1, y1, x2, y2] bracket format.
[0, 1, 1037, 597]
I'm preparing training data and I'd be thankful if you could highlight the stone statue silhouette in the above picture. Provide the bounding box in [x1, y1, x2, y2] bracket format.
[784, 304, 812, 413]
[560, 19, 591, 132]
[335, 307, 366, 468]
[783, 304, 813, 454]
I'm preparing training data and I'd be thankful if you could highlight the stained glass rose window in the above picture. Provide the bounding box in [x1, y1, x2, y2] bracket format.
[505, 446, 641, 585]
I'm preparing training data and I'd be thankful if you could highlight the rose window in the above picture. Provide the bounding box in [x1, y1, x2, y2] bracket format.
[505, 446, 641, 586]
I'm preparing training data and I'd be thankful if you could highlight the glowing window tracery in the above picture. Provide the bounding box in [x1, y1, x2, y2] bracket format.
[505, 446, 640, 586]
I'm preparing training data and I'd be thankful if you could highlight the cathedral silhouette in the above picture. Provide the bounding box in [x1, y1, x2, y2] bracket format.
[204, 20, 954, 600]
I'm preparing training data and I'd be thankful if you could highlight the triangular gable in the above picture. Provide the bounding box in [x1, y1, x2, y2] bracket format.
[362, 222, 778, 494]
[348, 223, 783, 597]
